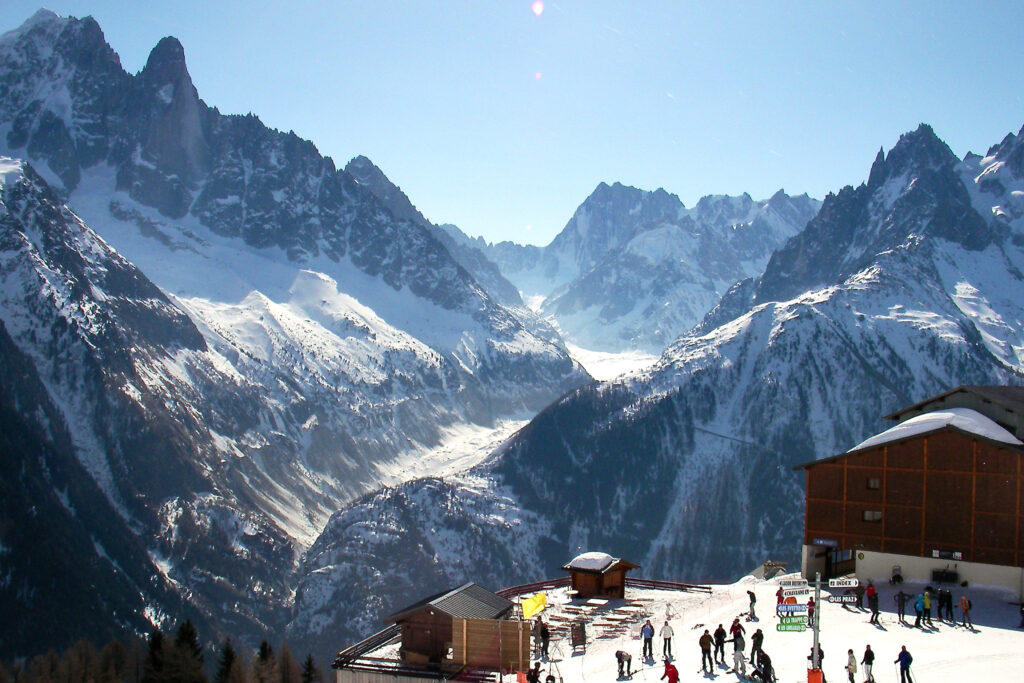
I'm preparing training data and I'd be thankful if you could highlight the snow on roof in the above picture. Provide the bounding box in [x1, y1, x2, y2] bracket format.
[566, 551, 615, 572]
[852, 407, 1023, 452]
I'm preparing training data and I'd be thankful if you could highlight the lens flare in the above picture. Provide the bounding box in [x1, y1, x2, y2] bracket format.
[531, 1, 544, 17]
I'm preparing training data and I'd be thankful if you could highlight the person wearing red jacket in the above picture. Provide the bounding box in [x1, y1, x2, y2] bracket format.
[660, 661, 678, 683]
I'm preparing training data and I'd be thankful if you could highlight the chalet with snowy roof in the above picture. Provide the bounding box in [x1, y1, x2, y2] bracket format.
[797, 386, 1024, 598]
[561, 552, 639, 599]
[384, 583, 516, 665]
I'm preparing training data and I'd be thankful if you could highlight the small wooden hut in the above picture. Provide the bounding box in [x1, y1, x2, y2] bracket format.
[384, 583, 515, 665]
[561, 552, 639, 599]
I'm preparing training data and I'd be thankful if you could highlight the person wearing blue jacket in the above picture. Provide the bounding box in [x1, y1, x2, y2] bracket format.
[913, 594, 924, 628]
[894, 646, 913, 683]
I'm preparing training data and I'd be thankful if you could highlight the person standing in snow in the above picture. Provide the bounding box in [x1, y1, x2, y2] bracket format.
[660, 620, 673, 659]
[867, 585, 880, 625]
[854, 583, 865, 610]
[641, 620, 654, 659]
[845, 649, 857, 683]
[894, 646, 913, 683]
[540, 622, 550, 659]
[893, 591, 909, 623]
[713, 624, 727, 664]
[959, 594, 973, 629]
[527, 662, 542, 683]
[660, 660, 678, 683]
[729, 618, 745, 640]
[913, 593, 924, 628]
[748, 590, 757, 620]
[750, 628, 764, 664]
[808, 597, 816, 627]
[728, 629, 747, 677]
[922, 588, 933, 626]
[698, 629, 714, 675]
[860, 644, 875, 683]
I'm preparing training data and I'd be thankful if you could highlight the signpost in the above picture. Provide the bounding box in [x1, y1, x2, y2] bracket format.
[827, 578, 859, 589]
[827, 595, 857, 604]
[776, 603, 808, 614]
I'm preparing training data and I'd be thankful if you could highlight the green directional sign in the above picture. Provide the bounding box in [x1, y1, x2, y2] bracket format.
[777, 623, 806, 632]
[779, 616, 807, 626]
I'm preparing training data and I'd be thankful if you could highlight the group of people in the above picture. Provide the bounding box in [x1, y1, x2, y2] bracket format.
[890, 586, 973, 628]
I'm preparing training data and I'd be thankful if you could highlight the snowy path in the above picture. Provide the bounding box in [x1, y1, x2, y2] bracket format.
[567, 344, 659, 381]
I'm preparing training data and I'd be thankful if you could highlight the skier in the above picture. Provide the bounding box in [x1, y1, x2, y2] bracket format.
[641, 620, 655, 659]
[893, 591, 909, 623]
[660, 620, 674, 659]
[728, 630, 747, 677]
[750, 628, 764, 664]
[913, 593, 923, 628]
[807, 597, 816, 627]
[854, 583, 865, 610]
[698, 629, 714, 675]
[959, 594, 973, 629]
[616, 650, 632, 678]
[747, 589, 757, 621]
[526, 662, 542, 683]
[922, 588, 933, 626]
[660, 660, 678, 683]
[751, 651, 773, 683]
[845, 648, 857, 683]
[540, 621, 550, 658]
[860, 644, 875, 683]
[713, 624, 727, 664]
[867, 589, 880, 624]
[894, 646, 913, 683]
[729, 618, 745, 640]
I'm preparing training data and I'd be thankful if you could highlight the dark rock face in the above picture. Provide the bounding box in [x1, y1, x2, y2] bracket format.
[0, 10, 589, 661]
[290, 122, 1024, 659]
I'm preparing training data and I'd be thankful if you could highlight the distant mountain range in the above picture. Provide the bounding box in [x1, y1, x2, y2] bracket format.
[0, 9, 586, 658]
[4, 6, 1024, 672]
[290, 122, 1024, 663]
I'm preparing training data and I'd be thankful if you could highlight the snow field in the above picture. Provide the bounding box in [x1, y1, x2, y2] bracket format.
[507, 574, 1024, 683]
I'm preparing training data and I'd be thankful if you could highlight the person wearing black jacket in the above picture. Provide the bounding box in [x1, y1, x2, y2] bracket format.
[750, 629, 764, 664]
[713, 624, 727, 664]
[861, 644, 875, 683]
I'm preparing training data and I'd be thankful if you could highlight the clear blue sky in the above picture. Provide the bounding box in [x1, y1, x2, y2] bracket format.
[2, 2, 1023, 246]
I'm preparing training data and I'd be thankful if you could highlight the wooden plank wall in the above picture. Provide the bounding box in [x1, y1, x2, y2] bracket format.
[451, 618, 530, 671]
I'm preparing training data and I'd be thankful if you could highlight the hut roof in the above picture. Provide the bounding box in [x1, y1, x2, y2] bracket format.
[562, 552, 640, 574]
[384, 583, 513, 624]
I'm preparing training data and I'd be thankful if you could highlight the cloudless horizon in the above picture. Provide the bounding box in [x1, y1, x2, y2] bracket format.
[2, 1, 1023, 246]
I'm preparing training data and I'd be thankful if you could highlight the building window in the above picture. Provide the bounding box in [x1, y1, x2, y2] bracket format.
[866, 477, 881, 490]
[862, 510, 882, 522]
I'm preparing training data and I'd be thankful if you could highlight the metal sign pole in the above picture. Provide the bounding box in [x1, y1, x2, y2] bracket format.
[811, 573, 819, 667]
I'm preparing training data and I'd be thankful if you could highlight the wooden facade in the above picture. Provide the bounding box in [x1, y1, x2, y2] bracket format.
[562, 558, 639, 599]
[384, 584, 514, 665]
[802, 427, 1024, 573]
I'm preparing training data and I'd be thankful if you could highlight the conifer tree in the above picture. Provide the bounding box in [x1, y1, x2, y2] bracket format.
[278, 641, 302, 683]
[300, 654, 320, 683]
[141, 629, 165, 683]
[252, 641, 278, 683]
[214, 638, 238, 683]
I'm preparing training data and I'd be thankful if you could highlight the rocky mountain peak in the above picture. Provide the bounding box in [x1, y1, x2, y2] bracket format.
[868, 123, 957, 190]
[344, 154, 430, 226]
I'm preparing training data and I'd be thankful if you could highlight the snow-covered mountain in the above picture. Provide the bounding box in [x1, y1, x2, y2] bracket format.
[0, 10, 588, 658]
[446, 182, 819, 352]
[290, 123, 1024, 663]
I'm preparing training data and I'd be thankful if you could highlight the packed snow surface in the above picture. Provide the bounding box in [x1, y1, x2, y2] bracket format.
[0, 156, 21, 186]
[851, 408, 1023, 452]
[566, 551, 615, 571]
[362, 574, 1024, 683]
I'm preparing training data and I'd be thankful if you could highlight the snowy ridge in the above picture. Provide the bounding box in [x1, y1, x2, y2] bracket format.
[291, 122, 1024, 657]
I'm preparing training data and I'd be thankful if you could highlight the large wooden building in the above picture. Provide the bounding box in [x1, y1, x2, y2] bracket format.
[798, 386, 1024, 596]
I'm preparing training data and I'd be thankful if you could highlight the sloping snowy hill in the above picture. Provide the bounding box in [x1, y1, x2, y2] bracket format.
[291, 123, 1024, 657]
[0, 9, 588, 659]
